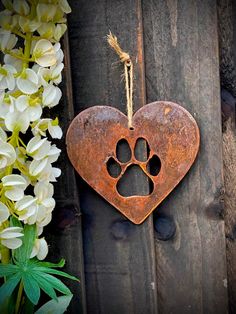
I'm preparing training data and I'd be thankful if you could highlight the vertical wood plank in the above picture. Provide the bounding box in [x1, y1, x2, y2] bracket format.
[218, 0, 236, 97]
[68, 1, 157, 313]
[142, 0, 228, 313]
[222, 96, 236, 314]
[46, 33, 87, 313]
[218, 2, 236, 311]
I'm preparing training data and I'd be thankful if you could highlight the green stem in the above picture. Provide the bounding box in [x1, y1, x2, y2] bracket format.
[1, 246, 10, 264]
[23, 32, 33, 69]
[15, 281, 24, 314]
[0, 221, 10, 265]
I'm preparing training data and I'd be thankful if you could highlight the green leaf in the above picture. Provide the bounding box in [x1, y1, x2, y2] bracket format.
[0, 285, 17, 314]
[0, 273, 21, 307]
[36, 259, 65, 268]
[37, 272, 72, 295]
[0, 264, 18, 277]
[31, 272, 58, 301]
[10, 216, 22, 228]
[35, 267, 79, 281]
[35, 295, 73, 314]
[14, 224, 37, 262]
[22, 273, 40, 305]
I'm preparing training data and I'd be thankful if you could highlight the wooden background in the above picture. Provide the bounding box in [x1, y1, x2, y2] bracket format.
[47, 0, 236, 313]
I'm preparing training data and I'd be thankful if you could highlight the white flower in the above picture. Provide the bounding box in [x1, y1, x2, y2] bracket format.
[4, 49, 23, 72]
[54, 42, 64, 64]
[37, 22, 55, 39]
[26, 136, 51, 160]
[13, 0, 30, 16]
[33, 39, 56, 67]
[0, 139, 16, 169]
[16, 68, 39, 94]
[42, 85, 62, 108]
[0, 126, 7, 141]
[0, 227, 23, 249]
[5, 110, 30, 133]
[48, 118, 63, 139]
[34, 182, 55, 225]
[15, 95, 42, 121]
[0, 9, 12, 29]
[0, 30, 18, 51]
[2, 174, 27, 201]
[29, 158, 49, 177]
[36, 3, 57, 22]
[15, 195, 37, 221]
[47, 145, 61, 163]
[38, 62, 64, 86]
[27, 181, 55, 226]
[38, 163, 61, 182]
[59, 0, 71, 14]
[30, 237, 48, 260]
[0, 64, 16, 91]
[32, 118, 63, 139]
[0, 202, 9, 225]
[37, 226, 43, 236]
[54, 24, 67, 41]
[19, 16, 41, 33]
[0, 94, 15, 119]
[35, 181, 54, 200]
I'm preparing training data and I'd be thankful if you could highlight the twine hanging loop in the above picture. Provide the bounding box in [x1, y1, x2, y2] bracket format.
[107, 32, 134, 129]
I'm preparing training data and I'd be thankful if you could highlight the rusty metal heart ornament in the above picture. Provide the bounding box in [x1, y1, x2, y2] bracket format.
[66, 101, 200, 224]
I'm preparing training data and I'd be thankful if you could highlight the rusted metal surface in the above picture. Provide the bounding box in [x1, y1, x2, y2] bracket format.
[66, 101, 200, 224]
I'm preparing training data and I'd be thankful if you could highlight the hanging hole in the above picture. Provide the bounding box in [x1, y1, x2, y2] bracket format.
[107, 157, 122, 178]
[129, 127, 134, 131]
[116, 139, 132, 163]
[134, 138, 150, 162]
[147, 155, 161, 176]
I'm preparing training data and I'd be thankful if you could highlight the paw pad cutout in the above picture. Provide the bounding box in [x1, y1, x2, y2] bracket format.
[106, 138, 161, 197]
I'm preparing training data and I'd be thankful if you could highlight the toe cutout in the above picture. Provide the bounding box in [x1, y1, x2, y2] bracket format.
[107, 157, 122, 178]
[117, 165, 154, 196]
[147, 154, 161, 176]
[116, 139, 131, 163]
[134, 138, 150, 162]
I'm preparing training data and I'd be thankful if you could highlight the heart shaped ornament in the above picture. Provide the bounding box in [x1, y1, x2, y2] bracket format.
[66, 101, 200, 224]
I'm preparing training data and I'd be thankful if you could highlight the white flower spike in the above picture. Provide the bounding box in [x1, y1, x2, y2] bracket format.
[0, 0, 70, 266]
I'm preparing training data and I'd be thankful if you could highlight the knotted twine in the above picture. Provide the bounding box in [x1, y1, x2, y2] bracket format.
[107, 32, 134, 129]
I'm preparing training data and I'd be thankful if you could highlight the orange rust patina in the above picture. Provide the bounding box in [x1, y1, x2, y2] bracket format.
[66, 101, 200, 224]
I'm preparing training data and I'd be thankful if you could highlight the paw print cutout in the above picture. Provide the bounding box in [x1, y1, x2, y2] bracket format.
[106, 138, 161, 197]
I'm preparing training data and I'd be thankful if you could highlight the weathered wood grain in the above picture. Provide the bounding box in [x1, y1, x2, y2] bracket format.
[142, 0, 228, 313]
[223, 110, 236, 314]
[68, 1, 157, 313]
[45, 32, 87, 313]
[218, 1, 236, 311]
[218, 0, 236, 97]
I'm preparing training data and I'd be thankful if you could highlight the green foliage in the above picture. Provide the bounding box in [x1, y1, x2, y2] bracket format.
[0, 221, 78, 312]
[0, 259, 78, 307]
